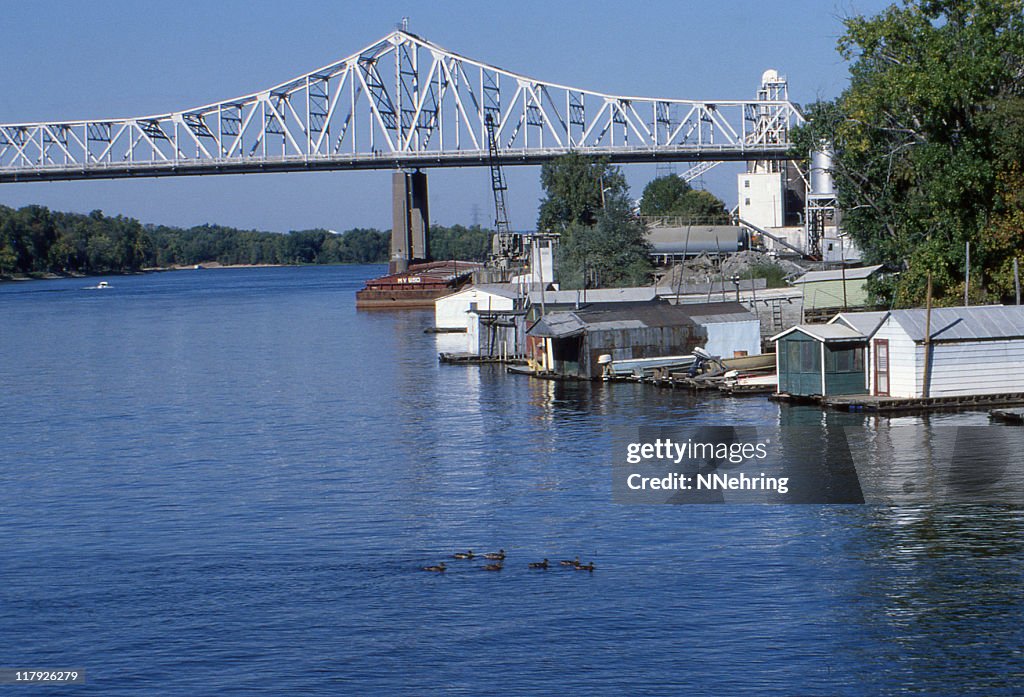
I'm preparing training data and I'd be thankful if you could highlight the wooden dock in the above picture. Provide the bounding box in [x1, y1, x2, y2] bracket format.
[772, 392, 1024, 414]
[599, 369, 776, 396]
[439, 352, 527, 366]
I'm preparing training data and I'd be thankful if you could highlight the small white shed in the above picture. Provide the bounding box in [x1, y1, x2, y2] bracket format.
[434, 284, 522, 331]
[688, 305, 762, 358]
[866, 306, 1024, 398]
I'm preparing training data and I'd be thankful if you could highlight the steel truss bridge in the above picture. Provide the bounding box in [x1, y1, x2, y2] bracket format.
[0, 30, 804, 184]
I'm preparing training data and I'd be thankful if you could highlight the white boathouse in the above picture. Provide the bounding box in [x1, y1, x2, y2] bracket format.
[863, 306, 1024, 398]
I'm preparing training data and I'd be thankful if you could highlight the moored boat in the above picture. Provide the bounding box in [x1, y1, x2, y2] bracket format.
[355, 260, 482, 309]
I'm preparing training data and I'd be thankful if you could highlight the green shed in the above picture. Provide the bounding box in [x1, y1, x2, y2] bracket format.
[792, 264, 884, 311]
[771, 324, 868, 397]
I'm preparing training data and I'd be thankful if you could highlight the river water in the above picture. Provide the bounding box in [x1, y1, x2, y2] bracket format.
[1, 265, 1022, 695]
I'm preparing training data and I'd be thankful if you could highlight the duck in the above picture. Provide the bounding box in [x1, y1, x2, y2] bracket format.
[559, 556, 580, 567]
[452, 550, 475, 560]
[576, 562, 595, 572]
[482, 549, 506, 560]
[421, 562, 446, 573]
[482, 562, 503, 571]
[528, 559, 549, 569]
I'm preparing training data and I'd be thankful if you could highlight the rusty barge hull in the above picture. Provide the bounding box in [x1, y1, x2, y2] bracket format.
[355, 260, 482, 309]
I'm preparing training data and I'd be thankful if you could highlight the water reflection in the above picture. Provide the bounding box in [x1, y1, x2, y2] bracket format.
[836, 506, 1024, 693]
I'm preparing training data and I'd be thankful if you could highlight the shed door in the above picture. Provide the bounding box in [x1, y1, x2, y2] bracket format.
[874, 339, 890, 396]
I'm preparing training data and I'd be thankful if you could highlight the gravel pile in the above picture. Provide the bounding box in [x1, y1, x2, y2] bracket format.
[656, 251, 806, 288]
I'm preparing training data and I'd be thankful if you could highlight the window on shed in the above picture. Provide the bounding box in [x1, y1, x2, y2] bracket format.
[786, 339, 820, 373]
[800, 341, 819, 372]
[786, 341, 800, 371]
[831, 346, 864, 373]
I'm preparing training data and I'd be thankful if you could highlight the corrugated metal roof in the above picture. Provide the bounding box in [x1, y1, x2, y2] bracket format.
[529, 312, 587, 338]
[528, 300, 755, 338]
[771, 324, 867, 343]
[444, 283, 523, 300]
[528, 287, 657, 305]
[829, 310, 889, 337]
[573, 301, 696, 328]
[889, 305, 1024, 342]
[792, 264, 884, 285]
[586, 319, 647, 331]
[687, 306, 761, 324]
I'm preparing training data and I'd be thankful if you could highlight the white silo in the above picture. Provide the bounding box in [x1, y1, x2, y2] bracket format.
[809, 143, 835, 198]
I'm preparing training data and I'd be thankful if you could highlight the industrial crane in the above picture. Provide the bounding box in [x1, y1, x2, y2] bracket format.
[484, 112, 523, 266]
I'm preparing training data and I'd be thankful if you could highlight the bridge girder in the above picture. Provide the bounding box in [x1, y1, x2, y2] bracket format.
[0, 31, 804, 183]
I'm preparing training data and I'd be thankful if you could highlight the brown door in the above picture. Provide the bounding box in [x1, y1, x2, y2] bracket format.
[874, 339, 890, 396]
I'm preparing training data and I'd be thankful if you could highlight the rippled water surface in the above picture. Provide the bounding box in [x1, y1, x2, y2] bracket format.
[2, 266, 1023, 695]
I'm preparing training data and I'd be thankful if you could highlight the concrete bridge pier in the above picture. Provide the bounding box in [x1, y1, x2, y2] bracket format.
[389, 169, 429, 274]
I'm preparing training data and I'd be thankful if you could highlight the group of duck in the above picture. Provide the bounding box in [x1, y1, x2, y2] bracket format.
[421, 550, 595, 573]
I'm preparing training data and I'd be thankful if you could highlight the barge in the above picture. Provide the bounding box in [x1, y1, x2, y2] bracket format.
[355, 260, 482, 309]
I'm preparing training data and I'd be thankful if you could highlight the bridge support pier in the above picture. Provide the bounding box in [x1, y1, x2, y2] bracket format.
[390, 170, 429, 274]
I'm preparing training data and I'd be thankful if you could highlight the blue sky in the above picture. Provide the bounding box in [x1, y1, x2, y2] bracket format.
[0, 0, 893, 233]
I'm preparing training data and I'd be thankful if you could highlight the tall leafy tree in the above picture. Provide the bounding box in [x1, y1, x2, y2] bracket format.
[538, 153, 651, 288]
[639, 174, 730, 223]
[537, 152, 628, 231]
[793, 0, 1024, 306]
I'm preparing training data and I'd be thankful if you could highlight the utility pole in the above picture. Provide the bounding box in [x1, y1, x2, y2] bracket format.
[1014, 257, 1021, 306]
[964, 241, 970, 306]
[923, 272, 933, 399]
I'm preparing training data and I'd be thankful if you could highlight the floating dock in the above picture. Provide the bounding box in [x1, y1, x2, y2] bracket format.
[772, 392, 1024, 414]
[439, 352, 527, 366]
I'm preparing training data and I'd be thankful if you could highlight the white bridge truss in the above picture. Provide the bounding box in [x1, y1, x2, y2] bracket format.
[0, 30, 804, 183]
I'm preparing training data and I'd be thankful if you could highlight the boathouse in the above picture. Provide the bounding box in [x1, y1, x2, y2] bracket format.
[865, 306, 1024, 398]
[434, 284, 523, 331]
[791, 264, 883, 312]
[772, 312, 887, 396]
[528, 300, 759, 379]
[771, 323, 870, 397]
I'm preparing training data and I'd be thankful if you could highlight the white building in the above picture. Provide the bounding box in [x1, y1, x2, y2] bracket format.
[852, 306, 1024, 398]
[738, 170, 785, 230]
[434, 284, 524, 355]
[688, 305, 762, 358]
[434, 284, 521, 331]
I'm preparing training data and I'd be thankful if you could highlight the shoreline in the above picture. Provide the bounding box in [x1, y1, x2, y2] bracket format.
[0, 261, 383, 284]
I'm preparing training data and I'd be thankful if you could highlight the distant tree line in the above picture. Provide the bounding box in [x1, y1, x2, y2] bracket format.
[0, 203, 494, 276]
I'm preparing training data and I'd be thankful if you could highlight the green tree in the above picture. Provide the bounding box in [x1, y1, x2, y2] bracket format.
[537, 152, 628, 231]
[793, 0, 1024, 306]
[0, 241, 16, 276]
[427, 224, 492, 261]
[540, 153, 651, 288]
[639, 174, 730, 223]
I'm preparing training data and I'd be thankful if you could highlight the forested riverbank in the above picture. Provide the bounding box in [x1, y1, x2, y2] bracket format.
[0, 204, 493, 279]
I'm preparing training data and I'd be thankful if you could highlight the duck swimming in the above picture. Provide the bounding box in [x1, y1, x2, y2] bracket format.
[482, 549, 505, 560]
[452, 550, 475, 559]
[422, 562, 446, 573]
[528, 559, 549, 569]
[559, 556, 580, 567]
[482, 562, 503, 571]
[575, 562, 595, 572]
